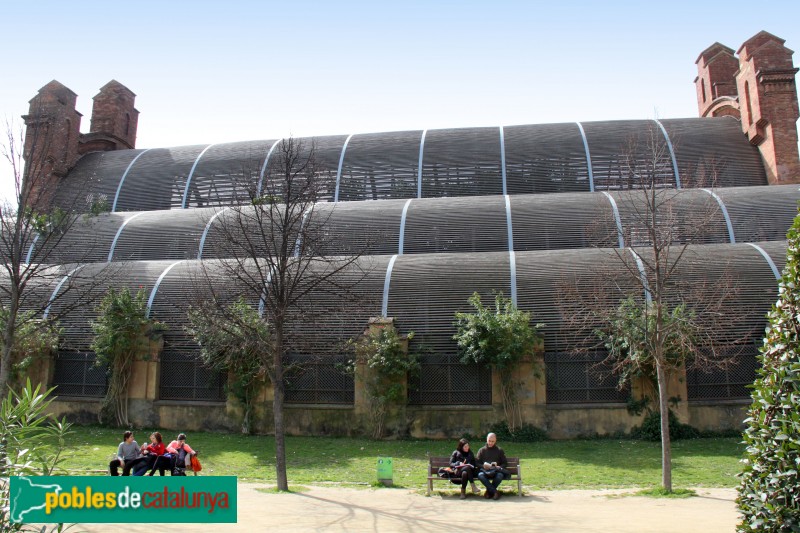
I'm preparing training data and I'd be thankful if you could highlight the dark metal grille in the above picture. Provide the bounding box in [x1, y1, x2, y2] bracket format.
[504, 123, 590, 194]
[339, 130, 421, 201]
[159, 349, 226, 401]
[660, 117, 766, 188]
[583, 120, 676, 190]
[545, 350, 628, 404]
[52, 351, 107, 397]
[687, 345, 760, 400]
[408, 352, 492, 406]
[421, 127, 503, 198]
[60, 118, 770, 212]
[284, 355, 354, 404]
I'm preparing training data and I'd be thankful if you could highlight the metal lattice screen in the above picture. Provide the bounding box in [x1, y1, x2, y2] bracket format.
[159, 349, 226, 401]
[545, 350, 628, 404]
[408, 353, 492, 406]
[284, 355, 354, 404]
[51, 351, 108, 397]
[686, 345, 760, 401]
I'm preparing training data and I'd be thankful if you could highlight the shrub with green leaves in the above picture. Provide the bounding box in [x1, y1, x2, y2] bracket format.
[348, 325, 419, 438]
[91, 288, 166, 427]
[737, 212, 800, 532]
[0, 380, 72, 532]
[0, 308, 59, 385]
[186, 297, 270, 435]
[631, 409, 700, 442]
[453, 292, 543, 432]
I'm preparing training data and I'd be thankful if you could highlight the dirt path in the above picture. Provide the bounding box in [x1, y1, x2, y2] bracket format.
[76, 484, 739, 532]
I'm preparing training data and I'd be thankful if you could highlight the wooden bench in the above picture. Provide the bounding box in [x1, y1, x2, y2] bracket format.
[426, 455, 523, 497]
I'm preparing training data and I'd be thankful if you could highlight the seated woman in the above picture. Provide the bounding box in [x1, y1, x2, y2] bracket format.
[166, 433, 196, 474]
[139, 431, 169, 476]
[450, 438, 480, 499]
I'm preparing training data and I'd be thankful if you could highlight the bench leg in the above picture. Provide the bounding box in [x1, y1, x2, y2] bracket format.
[518, 477, 523, 497]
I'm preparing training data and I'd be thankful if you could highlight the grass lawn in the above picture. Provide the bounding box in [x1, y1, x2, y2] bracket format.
[61, 427, 743, 491]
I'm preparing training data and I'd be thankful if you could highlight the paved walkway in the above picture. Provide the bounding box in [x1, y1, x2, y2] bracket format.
[77, 484, 739, 532]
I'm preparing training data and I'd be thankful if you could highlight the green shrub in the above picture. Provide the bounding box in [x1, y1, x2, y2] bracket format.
[453, 292, 543, 432]
[630, 409, 700, 441]
[488, 421, 549, 443]
[737, 211, 800, 532]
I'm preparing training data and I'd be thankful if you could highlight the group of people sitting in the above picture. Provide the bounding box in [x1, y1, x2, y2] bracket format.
[108, 430, 197, 476]
[448, 433, 509, 500]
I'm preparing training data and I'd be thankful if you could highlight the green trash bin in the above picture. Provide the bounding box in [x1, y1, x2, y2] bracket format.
[377, 457, 393, 486]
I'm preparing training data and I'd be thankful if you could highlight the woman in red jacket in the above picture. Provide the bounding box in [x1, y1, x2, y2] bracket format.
[141, 432, 168, 476]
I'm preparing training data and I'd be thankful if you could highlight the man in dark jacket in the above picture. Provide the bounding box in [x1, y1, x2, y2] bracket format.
[475, 432, 508, 499]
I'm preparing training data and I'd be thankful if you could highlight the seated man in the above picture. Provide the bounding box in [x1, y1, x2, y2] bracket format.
[475, 432, 508, 500]
[109, 431, 146, 476]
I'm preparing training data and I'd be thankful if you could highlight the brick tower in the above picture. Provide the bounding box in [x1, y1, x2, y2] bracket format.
[81, 80, 139, 153]
[22, 80, 139, 208]
[695, 31, 800, 184]
[695, 43, 740, 118]
[21, 80, 83, 207]
[736, 31, 800, 184]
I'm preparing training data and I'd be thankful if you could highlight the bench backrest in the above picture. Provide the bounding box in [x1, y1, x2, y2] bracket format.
[428, 456, 521, 476]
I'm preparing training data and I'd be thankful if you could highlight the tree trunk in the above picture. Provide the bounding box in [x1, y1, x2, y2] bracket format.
[0, 348, 12, 394]
[655, 361, 672, 492]
[273, 325, 288, 491]
[0, 325, 16, 393]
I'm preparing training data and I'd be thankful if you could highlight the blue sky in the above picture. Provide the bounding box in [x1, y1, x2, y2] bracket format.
[1, 1, 798, 200]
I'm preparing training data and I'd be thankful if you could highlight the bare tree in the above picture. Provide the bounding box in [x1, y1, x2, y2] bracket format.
[0, 116, 112, 394]
[190, 136, 372, 490]
[561, 126, 744, 492]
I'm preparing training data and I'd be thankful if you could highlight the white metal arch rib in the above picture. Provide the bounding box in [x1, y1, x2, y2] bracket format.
[112, 148, 152, 212]
[146, 260, 186, 318]
[181, 144, 215, 209]
[653, 119, 681, 189]
[382, 255, 398, 317]
[700, 188, 736, 244]
[43, 265, 86, 319]
[576, 122, 595, 192]
[334, 134, 354, 202]
[257, 139, 282, 198]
